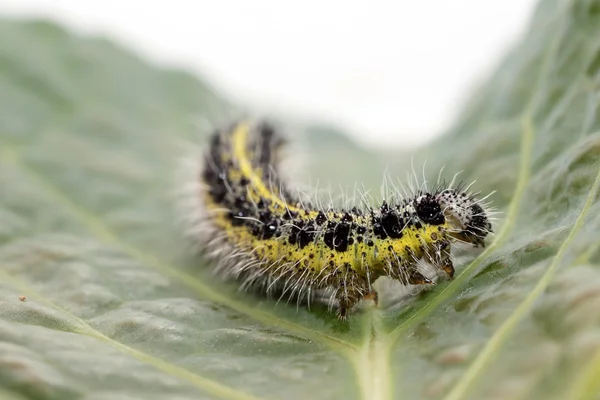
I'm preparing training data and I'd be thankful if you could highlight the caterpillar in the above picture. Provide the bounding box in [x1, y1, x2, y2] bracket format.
[182, 120, 493, 320]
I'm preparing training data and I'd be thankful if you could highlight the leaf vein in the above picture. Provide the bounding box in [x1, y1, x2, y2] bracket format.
[442, 165, 600, 400]
[387, 114, 534, 342]
[0, 269, 266, 400]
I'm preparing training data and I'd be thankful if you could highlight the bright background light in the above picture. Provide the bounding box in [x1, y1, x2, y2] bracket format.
[2, 0, 536, 149]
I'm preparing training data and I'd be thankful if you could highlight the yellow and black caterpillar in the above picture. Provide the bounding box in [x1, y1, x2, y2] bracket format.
[184, 121, 493, 319]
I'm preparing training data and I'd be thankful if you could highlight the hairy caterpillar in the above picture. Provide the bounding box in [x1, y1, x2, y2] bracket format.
[182, 120, 493, 319]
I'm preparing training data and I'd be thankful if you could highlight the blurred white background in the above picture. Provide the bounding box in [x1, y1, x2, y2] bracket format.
[2, 0, 536, 149]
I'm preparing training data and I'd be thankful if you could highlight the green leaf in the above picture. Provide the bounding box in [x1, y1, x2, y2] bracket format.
[1, 0, 600, 399]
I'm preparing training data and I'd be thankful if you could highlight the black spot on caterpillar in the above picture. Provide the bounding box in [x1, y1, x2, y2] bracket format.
[182, 120, 494, 320]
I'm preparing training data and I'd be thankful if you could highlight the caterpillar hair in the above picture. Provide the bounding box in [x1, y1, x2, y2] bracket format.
[180, 120, 494, 320]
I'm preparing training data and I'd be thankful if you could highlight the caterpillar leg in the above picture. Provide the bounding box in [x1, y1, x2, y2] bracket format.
[442, 260, 455, 279]
[335, 288, 365, 320]
[436, 240, 455, 279]
[407, 270, 435, 285]
[336, 299, 355, 321]
[363, 290, 379, 305]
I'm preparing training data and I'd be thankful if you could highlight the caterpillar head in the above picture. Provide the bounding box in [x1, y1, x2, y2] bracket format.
[434, 189, 493, 247]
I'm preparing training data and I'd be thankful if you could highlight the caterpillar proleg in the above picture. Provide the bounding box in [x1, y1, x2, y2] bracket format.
[182, 121, 493, 320]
